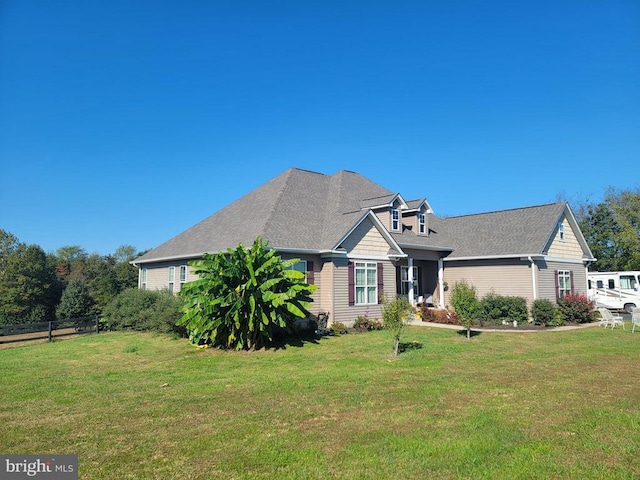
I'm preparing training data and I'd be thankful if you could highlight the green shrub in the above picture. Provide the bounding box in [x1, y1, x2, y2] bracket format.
[178, 238, 316, 350]
[353, 315, 384, 332]
[330, 322, 348, 335]
[450, 281, 480, 321]
[557, 294, 594, 324]
[101, 288, 185, 334]
[531, 299, 557, 326]
[481, 293, 529, 325]
[450, 281, 480, 338]
[548, 308, 566, 327]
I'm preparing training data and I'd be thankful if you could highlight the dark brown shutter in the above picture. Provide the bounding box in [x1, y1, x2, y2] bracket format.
[348, 262, 355, 306]
[377, 262, 384, 304]
[306, 261, 314, 285]
[570, 270, 574, 295]
[554, 270, 560, 300]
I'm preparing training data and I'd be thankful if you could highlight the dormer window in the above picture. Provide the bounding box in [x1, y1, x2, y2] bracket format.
[391, 209, 400, 231]
[418, 213, 426, 235]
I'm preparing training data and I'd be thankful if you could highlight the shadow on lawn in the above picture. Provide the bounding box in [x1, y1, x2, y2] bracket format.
[398, 340, 424, 353]
[456, 329, 483, 338]
[268, 331, 325, 349]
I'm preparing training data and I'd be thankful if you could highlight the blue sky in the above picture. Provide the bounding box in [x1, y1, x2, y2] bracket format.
[1, 1, 638, 255]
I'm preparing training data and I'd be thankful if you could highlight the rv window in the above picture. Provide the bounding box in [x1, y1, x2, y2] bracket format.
[620, 275, 637, 290]
[597, 280, 603, 288]
[608, 279, 615, 289]
[588, 280, 592, 289]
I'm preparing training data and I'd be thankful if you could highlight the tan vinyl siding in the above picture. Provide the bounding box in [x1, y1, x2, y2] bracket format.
[339, 217, 391, 256]
[402, 209, 428, 236]
[538, 260, 588, 303]
[443, 259, 533, 306]
[319, 258, 334, 316]
[547, 218, 584, 258]
[374, 210, 390, 230]
[331, 258, 395, 326]
[142, 262, 197, 293]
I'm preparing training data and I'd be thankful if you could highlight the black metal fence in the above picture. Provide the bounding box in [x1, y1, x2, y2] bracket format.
[0, 315, 99, 344]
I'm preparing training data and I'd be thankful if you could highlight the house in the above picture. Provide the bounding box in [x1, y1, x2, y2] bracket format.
[132, 168, 595, 325]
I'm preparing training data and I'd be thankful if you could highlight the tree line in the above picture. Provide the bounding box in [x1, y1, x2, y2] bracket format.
[0, 230, 145, 325]
[574, 187, 640, 272]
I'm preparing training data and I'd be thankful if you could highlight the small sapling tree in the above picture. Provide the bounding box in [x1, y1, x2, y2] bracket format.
[382, 295, 414, 356]
[450, 280, 479, 339]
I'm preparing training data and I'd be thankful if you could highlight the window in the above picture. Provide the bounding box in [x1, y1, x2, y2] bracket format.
[355, 262, 377, 304]
[289, 260, 307, 282]
[168, 266, 175, 294]
[140, 268, 147, 290]
[608, 279, 615, 289]
[557, 270, 572, 298]
[620, 275, 637, 290]
[179, 265, 187, 287]
[418, 213, 426, 235]
[400, 266, 419, 295]
[391, 209, 400, 231]
[558, 222, 565, 241]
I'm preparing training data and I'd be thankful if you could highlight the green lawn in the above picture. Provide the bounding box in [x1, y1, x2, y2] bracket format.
[1, 326, 639, 479]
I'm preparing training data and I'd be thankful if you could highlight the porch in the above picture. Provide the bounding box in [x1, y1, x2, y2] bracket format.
[394, 254, 446, 309]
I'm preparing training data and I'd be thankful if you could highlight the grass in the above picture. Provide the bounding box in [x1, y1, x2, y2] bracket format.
[1, 326, 640, 479]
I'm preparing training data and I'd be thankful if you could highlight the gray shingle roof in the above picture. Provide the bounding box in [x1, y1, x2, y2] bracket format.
[134, 168, 591, 264]
[134, 168, 392, 262]
[429, 203, 569, 258]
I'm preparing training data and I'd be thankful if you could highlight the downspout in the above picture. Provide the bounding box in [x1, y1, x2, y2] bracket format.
[528, 256, 537, 300]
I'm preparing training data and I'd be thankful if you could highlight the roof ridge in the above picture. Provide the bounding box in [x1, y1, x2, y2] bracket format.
[443, 202, 564, 219]
[261, 168, 300, 239]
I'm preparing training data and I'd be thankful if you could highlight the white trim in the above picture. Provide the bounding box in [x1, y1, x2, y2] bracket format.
[272, 247, 322, 254]
[438, 258, 444, 308]
[347, 254, 391, 261]
[445, 253, 590, 264]
[544, 256, 591, 265]
[528, 256, 537, 300]
[391, 208, 401, 231]
[397, 243, 455, 252]
[444, 254, 542, 262]
[132, 252, 206, 265]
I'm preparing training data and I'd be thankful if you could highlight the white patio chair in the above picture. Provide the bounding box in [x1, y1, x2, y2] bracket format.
[632, 307, 640, 334]
[597, 308, 625, 330]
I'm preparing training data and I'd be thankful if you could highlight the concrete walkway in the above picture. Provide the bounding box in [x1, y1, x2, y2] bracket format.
[407, 318, 606, 333]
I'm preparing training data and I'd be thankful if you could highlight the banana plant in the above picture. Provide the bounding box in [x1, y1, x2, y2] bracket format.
[178, 237, 317, 350]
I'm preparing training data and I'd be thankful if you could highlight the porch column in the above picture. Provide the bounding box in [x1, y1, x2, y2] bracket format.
[438, 258, 445, 309]
[408, 257, 415, 305]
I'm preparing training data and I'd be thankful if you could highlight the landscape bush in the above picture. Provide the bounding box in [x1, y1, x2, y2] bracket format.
[531, 299, 558, 326]
[557, 294, 594, 324]
[330, 322, 348, 335]
[353, 315, 384, 332]
[480, 293, 529, 325]
[450, 281, 480, 337]
[419, 305, 460, 324]
[178, 238, 316, 350]
[101, 288, 185, 334]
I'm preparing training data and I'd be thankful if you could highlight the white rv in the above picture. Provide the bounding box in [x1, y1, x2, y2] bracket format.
[587, 271, 640, 313]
